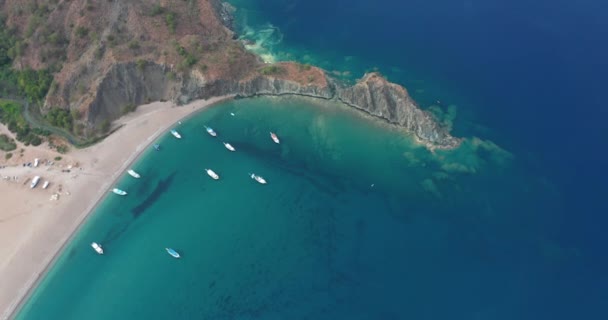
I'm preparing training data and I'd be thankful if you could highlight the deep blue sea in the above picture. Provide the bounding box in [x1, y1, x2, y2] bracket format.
[15, 0, 607, 319]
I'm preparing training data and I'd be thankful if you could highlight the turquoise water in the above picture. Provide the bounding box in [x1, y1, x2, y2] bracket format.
[16, 97, 562, 319]
[15, 0, 608, 317]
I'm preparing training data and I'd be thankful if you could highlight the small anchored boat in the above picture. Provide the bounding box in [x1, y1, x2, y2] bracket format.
[170, 129, 182, 139]
[91, 242, 104, 255]
[127, 169, 141, 179]
[166, 248, 180, 259]
[112, 188, 127, 196]
[270, 132, 280, 144]
[153, 144, 161, 151]
[250, 173, 267, 184]
[204, 126, 217, 137]
[223, 142, 236, 151]
[205, 168, 220, 180]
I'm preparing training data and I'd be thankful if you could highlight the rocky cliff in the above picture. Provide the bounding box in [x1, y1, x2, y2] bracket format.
[84, 60, 460, 149]
[0, 0, 460, 150]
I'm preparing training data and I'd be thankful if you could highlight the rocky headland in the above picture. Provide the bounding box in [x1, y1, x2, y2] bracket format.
[0, 0, 460, 150]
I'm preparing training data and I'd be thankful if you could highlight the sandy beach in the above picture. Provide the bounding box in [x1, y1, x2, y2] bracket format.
[0, 96, 232, 319]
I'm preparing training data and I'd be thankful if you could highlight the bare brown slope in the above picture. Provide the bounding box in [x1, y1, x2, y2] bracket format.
[0, 0, 460, 149]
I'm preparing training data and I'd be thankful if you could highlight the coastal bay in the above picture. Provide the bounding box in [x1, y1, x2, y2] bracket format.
[10, 96, 559, 319]
[0, 96, 231, 319]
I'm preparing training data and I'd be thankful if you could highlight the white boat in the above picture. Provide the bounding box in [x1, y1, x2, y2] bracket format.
[204, 126, 217, 137]
[170, 129, 182, 139]
[34, 158, 39, 167]
[42, 181, 50, 189]
[30, 176, 40, 189]
[230, 112, 235, 116]
[127, 169, 141, 179]
[223, 142, 236, 151]
[270, 132, 280, 144]
[112, 188, 127, 196]
[250, 173, 267, 184]
[91, 242, 104, 255]
[166, 248, 180, 258]
[205, 169, 219, 180]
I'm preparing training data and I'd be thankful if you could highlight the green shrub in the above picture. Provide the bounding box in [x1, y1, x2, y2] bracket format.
[259, 65, 284, 75]
[54, 156, 62, 161]
[5, 152, 12, 159]
[128, 40, 140, 50]
[136, 59, 146, 71]
[56, 145, 68, 154]
[0, 134, 17, 151]
[75, 26, 89, 38]
[45, 108, 73, 132]
[165, 12, 176, 33]
[151, 4, 165, 16]
[16, 69, 53, 103]
[122, 103, 136, 115]
[100, 119, 111, 133]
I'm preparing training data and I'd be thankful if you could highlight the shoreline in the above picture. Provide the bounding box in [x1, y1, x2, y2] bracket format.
[0, 95, 233, 320]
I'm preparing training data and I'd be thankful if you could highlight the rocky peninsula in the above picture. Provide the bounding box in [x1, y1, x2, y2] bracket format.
[0, 0, 460, 150]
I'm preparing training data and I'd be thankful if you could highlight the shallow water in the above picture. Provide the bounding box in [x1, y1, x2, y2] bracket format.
[15, 96, 568, 319]
[15, 0, 608, 318]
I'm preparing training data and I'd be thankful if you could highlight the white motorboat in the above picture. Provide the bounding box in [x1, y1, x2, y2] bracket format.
[166, 248, 180, 258]
[30, 176, 40, 189]
[112, 188, 127, 196]
[170, 129, 182, 139]
[91, 242, 104, 255]
[42, 181, 50, 189]
[270, 132, 280, 144]
[127, 169, 141, 179]
[205, 169, 219, 180]
[250, 173, 267, 184]
[204, 126, 217, 137]
[223, 142, 236, 151]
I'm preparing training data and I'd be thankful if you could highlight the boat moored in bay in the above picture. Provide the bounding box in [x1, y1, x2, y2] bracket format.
[91, 242, 104, 255]
[270, 132, 280, 144]
[250, 173, 267, 184]
[112, 188, 127, 196]
[127, 169, 141, 179]
[153, 144, 161, 151]
[205, 169, 220, 180]
[166, 248, 180, 258]
[170, 129, 182, 139]
[204, 126, 217, 137]
[223, 142, 236, 151]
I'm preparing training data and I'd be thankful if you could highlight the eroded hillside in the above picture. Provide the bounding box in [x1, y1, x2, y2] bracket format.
[0, 0, 460, 149]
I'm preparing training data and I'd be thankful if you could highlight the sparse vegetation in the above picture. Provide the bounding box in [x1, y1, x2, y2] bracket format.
[0, 134, 17, 151]
[297, 63, 312, 72]
[259, 65, 284, 75]
[100, 119, 111, 133]
[128, 40, 140, 50]
[122, 103, 136, 115]
[136, 59, 146, 71]
[150, 4, 166, 16]
[56, 144, 68, 154]
[75, 26, 89, 38]
[0, 100, 37, 146]
[165, 12, 177, 33]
